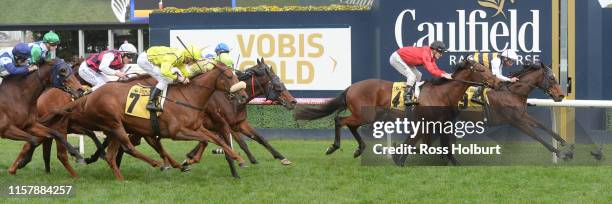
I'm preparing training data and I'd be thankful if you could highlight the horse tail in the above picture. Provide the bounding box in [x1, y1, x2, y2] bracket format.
[39, 97, 84, 125]
[294, 89, 348, 121]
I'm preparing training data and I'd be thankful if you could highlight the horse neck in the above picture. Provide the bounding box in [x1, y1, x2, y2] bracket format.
[436, 70, 472, 104]
[185, 69, 224, 107]
[245, 75, 267, 101]
[508, 71, 540, 98]
[3, 69, 48, 107]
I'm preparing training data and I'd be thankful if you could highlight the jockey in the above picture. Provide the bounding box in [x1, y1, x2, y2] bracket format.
[29, 31, 60, 67]
[470, 49, 520, 104]
[389, 41, 453, 105]
[0, 43, 38, 77]
[78, 41, 137, 91]
[202, 43, 234, 69]
[137, 45, 203, 111]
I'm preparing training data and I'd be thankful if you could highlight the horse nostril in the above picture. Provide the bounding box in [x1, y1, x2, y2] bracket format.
[291, 100, 297, 105]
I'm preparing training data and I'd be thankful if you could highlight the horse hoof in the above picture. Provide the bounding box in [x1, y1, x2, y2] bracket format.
[325, 145, 340, 155]
[160, 166, 171, 172]
[591, 149, 604, 161]
[353, 149, 364, 158]
[250, 160, 259, 165]
[280, 159, 292, 165]
[181, 165, 191, 172]
[239, 163, 248, 168]
[7, 168, 16, 175]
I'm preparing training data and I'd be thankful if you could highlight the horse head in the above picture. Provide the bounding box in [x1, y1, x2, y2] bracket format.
[40, 59, 85, 99]
[515, 62, 564, 102]
[237, 58, 297, 110]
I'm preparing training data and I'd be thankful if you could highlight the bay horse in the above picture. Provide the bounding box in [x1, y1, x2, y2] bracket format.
[455, 62, 575, 160]
[294, 59, 501, 160]
[85, 58, 297, 170]
[7, 59, 105, 177]
[0, 59, 85, 173]
[39, 62, 248, 180]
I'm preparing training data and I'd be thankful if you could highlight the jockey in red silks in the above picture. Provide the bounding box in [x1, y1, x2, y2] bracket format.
[389, 41, 453, 105]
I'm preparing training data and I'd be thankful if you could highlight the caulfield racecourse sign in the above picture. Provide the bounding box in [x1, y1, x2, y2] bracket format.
[380, 0, 551, 67]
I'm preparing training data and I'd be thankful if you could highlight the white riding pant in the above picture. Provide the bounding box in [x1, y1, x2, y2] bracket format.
[137, 52, 175, 90]
[390, 51, 422, 86]
[78, 61, 110, 91]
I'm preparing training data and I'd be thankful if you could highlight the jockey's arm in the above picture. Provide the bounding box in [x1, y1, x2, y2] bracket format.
[98, 52, 119, 76]
[159, 62, 178, 81]
[1, 58, 29, 75]
[491, 58, 511, 82]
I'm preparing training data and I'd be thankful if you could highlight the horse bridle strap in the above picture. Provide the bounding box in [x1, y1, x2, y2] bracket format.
[160, 96, 205, 112]
[452, 78, 486, 86]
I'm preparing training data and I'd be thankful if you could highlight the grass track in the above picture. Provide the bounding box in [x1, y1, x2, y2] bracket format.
[1, 138, 612, 203]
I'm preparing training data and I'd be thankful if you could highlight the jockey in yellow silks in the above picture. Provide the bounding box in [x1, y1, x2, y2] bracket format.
[137, 45, 203, 111]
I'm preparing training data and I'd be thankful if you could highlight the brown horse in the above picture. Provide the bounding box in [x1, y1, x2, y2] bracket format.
[182, 58, 297, 168]
[39, 63, 249, 180]
[8, 60, 106, 177]
[456, 62, 574, 160]
[1, 59, 85, 173]
[86, 58, 297, 170]
[294, 59, 501, 160]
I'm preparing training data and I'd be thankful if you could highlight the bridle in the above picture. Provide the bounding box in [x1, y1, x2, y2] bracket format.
[452, 60, 496, 88]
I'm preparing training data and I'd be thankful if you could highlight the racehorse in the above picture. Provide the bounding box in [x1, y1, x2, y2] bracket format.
[455, 62, 576, 160]
[7, 59, 105, 177]
[294, 59, 501, 160]
[85, 58, 298, 170]
[39, 62, 249, 180]
[182, 58, 297, 167]
[1, 59, 85, 174]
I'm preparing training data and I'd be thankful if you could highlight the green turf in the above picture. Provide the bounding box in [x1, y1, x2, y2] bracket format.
[1, 137, 612, 203]
[0, 0, 116, 25]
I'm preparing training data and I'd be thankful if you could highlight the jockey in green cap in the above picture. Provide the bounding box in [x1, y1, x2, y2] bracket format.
[28, 31, 60, 69]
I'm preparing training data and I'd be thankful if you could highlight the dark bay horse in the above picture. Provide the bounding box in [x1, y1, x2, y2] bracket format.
[294, 59, 501, 160]
[86, 58, 297, 170]
[39, 63, 248, 180]
[8, 60, 105, 177]
[456, 62, 575, 160]
[1, 59, 85, 173]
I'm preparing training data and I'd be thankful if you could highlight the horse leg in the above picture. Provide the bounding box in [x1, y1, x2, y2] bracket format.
[440, 134, 459, 165]
[55, 138, 78, 177]
[239, 122, 290, 165]
[25, 123, 85, 164]
[512, 122, 573, 160]
[6, 126, 46, 174]
[183, 142, 206, 166]
[141, 135, 181, 170]
[42, 138, 52, 173]
[177, 127, 245, 178]
[347, 125, 366, 158]
[326, 116, 345, 155]
[104, 127, 161, 168]
[86, 137, 110, 164]
[71, 126, 107, 164]
[104, 137, 124, 180]
[181, 142, 207, 172]
[525, 115, 567, 146]
[232, 131, 258, 164]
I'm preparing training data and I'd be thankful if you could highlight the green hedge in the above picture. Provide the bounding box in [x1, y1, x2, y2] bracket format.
[154, 5, 370, 14]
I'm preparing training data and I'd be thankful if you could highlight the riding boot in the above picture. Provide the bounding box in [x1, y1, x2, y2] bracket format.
[146, 88, 163, 112]
[471, 87, 484, 104]
[403, 85, 417, 106]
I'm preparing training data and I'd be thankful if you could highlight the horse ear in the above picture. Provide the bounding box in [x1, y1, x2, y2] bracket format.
[256, 58, 261, 64]
[261, 58, 265, 64]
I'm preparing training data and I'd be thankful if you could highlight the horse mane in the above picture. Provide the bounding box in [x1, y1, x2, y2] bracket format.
[509, 64, 541, 78]
[114, 74, 153, 83]
[424, 60, 470, 85]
